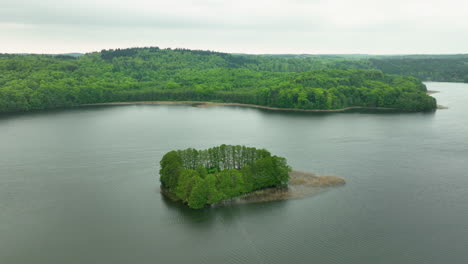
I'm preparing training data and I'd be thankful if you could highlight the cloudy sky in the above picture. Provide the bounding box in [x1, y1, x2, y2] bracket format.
[1, 0, 467, 54]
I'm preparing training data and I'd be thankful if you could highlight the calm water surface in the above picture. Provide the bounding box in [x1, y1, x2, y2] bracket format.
[0, 82, 467, 264]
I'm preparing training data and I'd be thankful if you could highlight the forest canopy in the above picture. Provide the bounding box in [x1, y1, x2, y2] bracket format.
[0, 47, 440, 113]
[159, 145, 291, 209]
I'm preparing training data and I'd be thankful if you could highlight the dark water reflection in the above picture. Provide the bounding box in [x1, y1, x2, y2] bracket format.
[0, 82, 467, 264]
[160, 189, 290, 228]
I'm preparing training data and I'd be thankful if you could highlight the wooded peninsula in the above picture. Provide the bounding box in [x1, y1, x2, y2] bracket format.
[0, 47, 445, 113]
[159, 145, 291, 209]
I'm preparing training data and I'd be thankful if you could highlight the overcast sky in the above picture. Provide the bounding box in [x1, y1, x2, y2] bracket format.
[1, 0, 467, 54]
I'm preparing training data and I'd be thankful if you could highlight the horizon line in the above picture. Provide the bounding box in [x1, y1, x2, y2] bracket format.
[1, 46, 468, 56]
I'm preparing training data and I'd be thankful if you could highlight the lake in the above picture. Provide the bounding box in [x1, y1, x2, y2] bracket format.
[0, 82, 467, 264]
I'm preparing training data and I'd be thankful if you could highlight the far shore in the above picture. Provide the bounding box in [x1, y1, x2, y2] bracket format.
[81, 101, 401, 113]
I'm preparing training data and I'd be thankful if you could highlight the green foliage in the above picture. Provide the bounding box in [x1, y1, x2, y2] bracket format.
[0, 48, 439, 114]
[187, 176, 207, 209]
[159, 151, 183, 189]
[241, 156, 290, 190]
[259, 53, 468, 83]
[159, 145, 291, 209]
[218, 169, 246, 198]
[174, 169, 199, 201]
[205, 174, 223, 204]
[368, 56, 468, 83]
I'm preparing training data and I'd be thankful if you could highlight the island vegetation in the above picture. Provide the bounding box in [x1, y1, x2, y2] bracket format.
[0, 47, 439, 114]
[159, 145, 291, 209]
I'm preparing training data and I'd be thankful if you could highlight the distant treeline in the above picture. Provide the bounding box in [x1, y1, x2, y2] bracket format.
[368, 57, 468, 83]
[160, 145, 290, 209]
[0, 47, 440, 113]
[259, 54, 468, 82]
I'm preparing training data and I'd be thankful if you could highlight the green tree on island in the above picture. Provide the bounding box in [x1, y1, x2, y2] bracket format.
[159, 145, 291, 209]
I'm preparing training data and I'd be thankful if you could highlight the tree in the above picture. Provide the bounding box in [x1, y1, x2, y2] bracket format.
[205, 174, 223, 204]
[159, 145, 291, 209]
[160, 151, 183, 189]
[175, 169, 199, 201]
[188, 176, 208, 209]
[0, 50, 440, 114]
[218, 169, 246, 197]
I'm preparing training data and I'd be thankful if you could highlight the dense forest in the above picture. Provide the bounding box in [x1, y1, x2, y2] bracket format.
[368, 56, 468, 83]
[160, 145, 291, 209]
[0, 47, 440, 113]
[261, 54, 468, 82]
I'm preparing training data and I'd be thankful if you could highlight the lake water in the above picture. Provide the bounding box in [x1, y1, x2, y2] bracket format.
[1, 82, 467, 264]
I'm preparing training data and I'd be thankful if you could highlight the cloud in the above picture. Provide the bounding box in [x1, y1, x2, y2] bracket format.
[1, 0, 467, 54]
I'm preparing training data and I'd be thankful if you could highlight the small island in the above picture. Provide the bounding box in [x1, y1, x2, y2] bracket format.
[159, 145, 346, 209]
[160, 145, 291, 209]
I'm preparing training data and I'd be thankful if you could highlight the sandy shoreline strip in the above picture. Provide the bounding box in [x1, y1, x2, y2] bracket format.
[214, 170, 345, 205]
[437, 105, 449, 109]
[81, 101, 401, 113]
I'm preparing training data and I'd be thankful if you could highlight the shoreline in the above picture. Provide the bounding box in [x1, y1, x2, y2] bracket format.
[226, 171, 345, 205]
[437, 105, 449, 109]
[81, 101, 403, 113]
